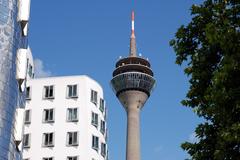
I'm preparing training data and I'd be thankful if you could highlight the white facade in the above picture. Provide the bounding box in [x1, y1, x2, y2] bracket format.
[16, 46, 34, 92]
[14, 46, 35, 152]
[23, 75, 108, 160]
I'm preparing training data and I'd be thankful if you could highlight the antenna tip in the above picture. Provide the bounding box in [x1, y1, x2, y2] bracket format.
[132, 11, 135, 21]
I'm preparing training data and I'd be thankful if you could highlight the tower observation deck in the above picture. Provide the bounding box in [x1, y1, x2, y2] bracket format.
[111, 11, 155, 160]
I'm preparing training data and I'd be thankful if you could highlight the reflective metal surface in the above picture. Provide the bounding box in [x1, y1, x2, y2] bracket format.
[111, 72, 155, 96]
[0, 0, 28, 159]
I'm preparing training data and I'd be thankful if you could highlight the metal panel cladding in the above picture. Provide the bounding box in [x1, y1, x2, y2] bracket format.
[0, 0, 29, 159]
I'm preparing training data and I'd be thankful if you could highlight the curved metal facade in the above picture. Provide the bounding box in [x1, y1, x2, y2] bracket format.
[0, 0, 28, 159]
[111, 72, 155, 96]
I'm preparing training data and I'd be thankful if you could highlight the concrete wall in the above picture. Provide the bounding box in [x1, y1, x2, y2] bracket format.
[23, 76, 108, 160]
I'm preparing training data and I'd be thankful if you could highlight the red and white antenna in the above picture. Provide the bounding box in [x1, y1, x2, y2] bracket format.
[129, 10, 137, 57]
[131, 11, 135, 38]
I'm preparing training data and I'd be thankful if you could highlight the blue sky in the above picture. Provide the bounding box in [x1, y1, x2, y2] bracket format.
[29, 0, 203, 159]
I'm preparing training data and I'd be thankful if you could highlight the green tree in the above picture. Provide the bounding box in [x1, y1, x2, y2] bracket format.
[170, 0, 240, 159]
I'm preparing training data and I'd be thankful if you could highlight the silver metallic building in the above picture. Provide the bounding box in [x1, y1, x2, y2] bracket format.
[0, 0, 31, 159]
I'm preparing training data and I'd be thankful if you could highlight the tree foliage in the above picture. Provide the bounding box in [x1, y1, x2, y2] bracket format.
[170, 0, 240, 159]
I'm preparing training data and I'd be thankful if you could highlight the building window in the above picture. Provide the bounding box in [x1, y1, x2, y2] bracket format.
[67, 85, 78, 98]
[43, 132, 54, 147]
[26, 86, 31, 100]
[67, 132, 78, 146]
[100, 120, 105, 135]
[90, 90, 97, 104]
[92, 135, 99, 151]
[23, 134, 30, 148]
[67, 108, 78, 122]
[43, 109, 54, 123]
[24, 110, 31, 124]
[99, 98, 105, 113]
[91, 112, 98, 127]
[104, 109, 107, 120]
[101, 143, 106, 157]
[43, 85, 54, 99]
[105, 129, 108, 141]
[28, 64, 33, 77]
[67, 156, 78, 160]
[43, 157, 54, 160]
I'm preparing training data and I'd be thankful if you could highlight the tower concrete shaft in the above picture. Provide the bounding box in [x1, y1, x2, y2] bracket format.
[118, 90, 148, 160]
[127, 105, 140, 160]
[129, 35, 137, 57]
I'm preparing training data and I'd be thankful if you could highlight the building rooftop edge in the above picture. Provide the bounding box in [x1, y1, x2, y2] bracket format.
[29, 75, 103, 89]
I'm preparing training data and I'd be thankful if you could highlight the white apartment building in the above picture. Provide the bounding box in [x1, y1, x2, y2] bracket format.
[23, 75, 108, 160]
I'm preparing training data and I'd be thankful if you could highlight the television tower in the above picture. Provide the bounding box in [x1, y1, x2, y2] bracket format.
[111, 11, 155, 160]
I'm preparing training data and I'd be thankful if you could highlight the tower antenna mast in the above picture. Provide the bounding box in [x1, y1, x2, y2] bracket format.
[129, 10, 137, 57]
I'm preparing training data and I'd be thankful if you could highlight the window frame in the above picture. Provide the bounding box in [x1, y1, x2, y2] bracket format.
[90, 89, 98, 105]
[24, 109, 31, 124]
[66, 131, 79, 146]
[43, 85, 55, 99]
[104, 108, 107, 121]
[91, 112, 98, 128]
[26, 86, 31, 100]
[42, 132, 54, 147]
[42, 157, 54, 160]
[99, 98, 105, 113]
[67, 84, 78, 98]
[100, 120, 106, 135]
[101, 142, 106, 157]
[92, 135, 99, 151]
[23, 133, 30, 148]
[28, 64, 33, 78]
[43, 108, 55, 123]
[66, 108, 78, 122]
[67, 156, 78, 160]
